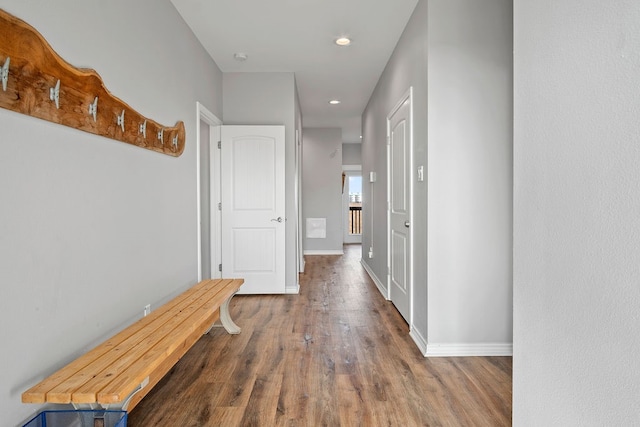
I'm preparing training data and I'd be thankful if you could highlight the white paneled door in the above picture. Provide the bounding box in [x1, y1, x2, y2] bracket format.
[221, 126, 286, 294]
[388, 91, 412, 324]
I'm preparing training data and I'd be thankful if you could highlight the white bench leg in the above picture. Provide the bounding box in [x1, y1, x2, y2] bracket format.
[219, 294, 241, 334]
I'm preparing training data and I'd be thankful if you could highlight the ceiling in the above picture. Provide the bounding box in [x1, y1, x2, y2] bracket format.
[170, 0, 419, 143]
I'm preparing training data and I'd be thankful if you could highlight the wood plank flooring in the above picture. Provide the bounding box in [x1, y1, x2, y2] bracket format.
[128, 245, 512, 426]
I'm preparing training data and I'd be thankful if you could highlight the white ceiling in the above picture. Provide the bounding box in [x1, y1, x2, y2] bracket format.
[170, 0, 419, 143]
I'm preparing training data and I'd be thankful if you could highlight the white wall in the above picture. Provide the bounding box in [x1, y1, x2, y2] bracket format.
[0, 2, 223, 425]
[362, 0, 512, 355]
[302, 128, 344, 254]
[514, 1, 640, 424]
[222, 72, 298, 290]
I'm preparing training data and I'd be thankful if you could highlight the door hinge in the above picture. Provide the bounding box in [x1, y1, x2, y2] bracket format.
[218, 202, 222, 211]
[218, 141, 221, 149]
[386, 135, 391, 145]
[218, 264, 222, 272]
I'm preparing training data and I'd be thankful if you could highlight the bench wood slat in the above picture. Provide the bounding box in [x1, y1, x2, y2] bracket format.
[21, 279, 218, 404]
[44, 281, 221, 404]
[23, 283, 224, 403]
[78, 280, 240, 404]
[45, 279, 231, 404]
[98, 303, 221, 404]
[125, 309, 222, 411]
[21, 279, 242, 407]
[102, 279, 242, 407]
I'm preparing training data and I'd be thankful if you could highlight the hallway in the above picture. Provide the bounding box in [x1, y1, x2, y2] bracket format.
[129, 245, 512, 426]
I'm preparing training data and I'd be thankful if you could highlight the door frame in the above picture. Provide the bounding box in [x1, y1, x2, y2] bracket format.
[386, 87, 414, 328]
[196, 102, 222, 282]
[296, 129, 305, 275]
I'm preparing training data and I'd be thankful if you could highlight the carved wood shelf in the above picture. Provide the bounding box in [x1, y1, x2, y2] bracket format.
[0, 9, 185, 157]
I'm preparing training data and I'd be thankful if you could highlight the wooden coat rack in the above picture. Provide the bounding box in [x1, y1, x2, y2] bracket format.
[0, 9, 185, 157]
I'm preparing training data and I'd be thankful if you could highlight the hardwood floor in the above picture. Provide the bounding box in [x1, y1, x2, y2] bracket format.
[129, 245, 512, 426]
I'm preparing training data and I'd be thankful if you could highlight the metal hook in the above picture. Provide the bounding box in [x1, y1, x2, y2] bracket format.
[1, 57, 9, 92]
[139, 120, 147, 138]
[117, 110, 125, 131]
[88, 97, 98, 122]
[49, 79, 60, 109]
[157, 128, 164, 144]
[172, 135, 178, 149]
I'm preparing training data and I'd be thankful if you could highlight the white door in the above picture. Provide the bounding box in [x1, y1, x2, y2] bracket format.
[221, 125, 286, 294]
[388, 90, 412, 323]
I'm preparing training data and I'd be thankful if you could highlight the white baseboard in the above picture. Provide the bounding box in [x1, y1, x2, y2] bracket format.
[304, 250, 344, 255]
[360, 260, 388, 299]
[425, 342, 513, 357]
[410, 327, 428, 355]
[285, 283, 300, 294]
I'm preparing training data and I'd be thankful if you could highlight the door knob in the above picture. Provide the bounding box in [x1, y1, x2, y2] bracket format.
[271, 217, 284, 223]
[404, 220, 410, 228]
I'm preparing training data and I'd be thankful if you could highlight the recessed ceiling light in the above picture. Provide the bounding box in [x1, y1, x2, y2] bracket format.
[329, 99, 341, 105]
[335, 37, 351, 46]
[233, 52, 248, 62]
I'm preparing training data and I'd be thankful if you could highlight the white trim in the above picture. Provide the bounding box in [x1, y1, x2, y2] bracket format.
[425, 343, 513, 357]
[361, 260, 388, 299]
[410, 327, 428, 355]
[342, 164, 362, 171]
[295, 129, 303, 277]
[303, 250, 344, 255]
[196, 102, 222, 282]
[285, 283, 300, 294]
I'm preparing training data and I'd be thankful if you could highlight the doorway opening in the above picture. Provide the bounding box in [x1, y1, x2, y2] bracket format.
[343, 167, 363, 244]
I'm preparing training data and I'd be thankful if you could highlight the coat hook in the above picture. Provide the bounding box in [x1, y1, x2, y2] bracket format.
[172, 135, 178, 149]
[117, 110, 125, 131]
[49, 79, 60, 109]
[139, 120, 147, 138]
[1, 57, 9, 92]
[88, 97, 98, 122]
[157, 128, 164, 144]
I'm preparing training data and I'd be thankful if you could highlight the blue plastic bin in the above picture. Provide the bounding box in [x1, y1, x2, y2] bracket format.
[22, 410, 127, 427]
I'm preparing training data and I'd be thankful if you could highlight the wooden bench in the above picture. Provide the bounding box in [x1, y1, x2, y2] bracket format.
[22, 278, 244, 412]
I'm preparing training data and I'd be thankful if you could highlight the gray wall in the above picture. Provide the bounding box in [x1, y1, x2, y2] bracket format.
[342, 143, 362, 165]
[362, 0, 428, 343]
[0, 1, 223, 425]
[302, 128, 344, 253]
[362, 0, 512, 354]
[426, 0, 512, 349]
[222, 72, 298, 290]
[514, 1, 640, 424]
[362, 0, 428, 315]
